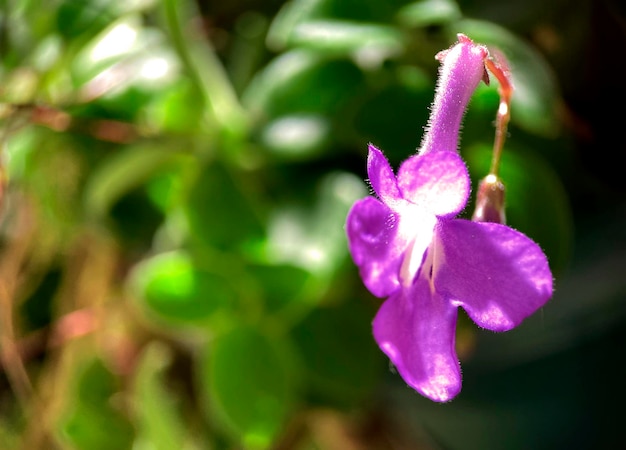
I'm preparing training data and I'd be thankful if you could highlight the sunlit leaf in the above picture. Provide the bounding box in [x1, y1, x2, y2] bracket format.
[144, 79, 204, 134]
[266, 171, 367, 276]
[70, 15, 145, 85]
[145, 166, 186, 213]
[396, 0, 461, 28]
[129, 250, 235, 325]
[287, 21, 404, 61]
[65, 16, 176, 111]
[261, 114, 331, 159]
[267, 0, 412, 48]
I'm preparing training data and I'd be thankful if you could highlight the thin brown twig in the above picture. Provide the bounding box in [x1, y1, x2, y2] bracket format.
[0, 197, 39, 410]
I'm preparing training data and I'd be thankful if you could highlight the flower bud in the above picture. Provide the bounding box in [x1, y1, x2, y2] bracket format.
[472, 174, 506, 224]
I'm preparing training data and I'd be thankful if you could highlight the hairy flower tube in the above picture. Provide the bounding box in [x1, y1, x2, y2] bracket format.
[346, 35, 553, 402]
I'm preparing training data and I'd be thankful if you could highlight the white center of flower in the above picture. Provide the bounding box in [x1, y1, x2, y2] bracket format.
[398, 205, 437, 287]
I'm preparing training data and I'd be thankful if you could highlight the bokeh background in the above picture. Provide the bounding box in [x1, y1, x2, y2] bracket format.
[0, 0, 624, 449]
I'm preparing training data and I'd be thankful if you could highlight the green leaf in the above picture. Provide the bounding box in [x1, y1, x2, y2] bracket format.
[7, 128, 82, 239]
[287, 20, 405, 58]
[247, 263, 313, 315]
[451, 19, 562, 137]
[132, 342, 202, 450]
[84, 144, 188, 218]
[260, 114, 331, 159]
[70, 15, 145, 86]
[144, 80, 205, 134]
[200, 325, 298, 449]
[184, 161, 264, 252]
[129, 250, 235, 325]
[396, 0, 462, 28]
[59, 358, 134, 450]
[160, 0, 248, 139]
[266, 0, 325, 51]
[56, 0, 116, 41]
[266, 171, 367, 276]
[267, 0, 413, 45]
[243, 49, 364, 119]
[291, 297, 383, 408]
[354, 81, 433, 161]
[145, 166, 186, 213]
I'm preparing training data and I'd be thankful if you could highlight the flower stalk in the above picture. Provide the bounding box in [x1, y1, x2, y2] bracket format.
[472, 53, 513, 224]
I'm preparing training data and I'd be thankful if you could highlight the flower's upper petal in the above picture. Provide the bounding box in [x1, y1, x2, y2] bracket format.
[434, 220, 553, 331]
[367, 144, 401, 204]
[373, 275, 461, 402]
[397, 151, 470, 217]
[346, 197, 407, 298]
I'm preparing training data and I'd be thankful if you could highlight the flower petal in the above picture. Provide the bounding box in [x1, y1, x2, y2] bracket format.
[367, 144, 401, 204]
[434, 220, 553, 331]
[346, 197, 406, 297]
[397, 151, 470, 217]
[373, 276, 461, 402]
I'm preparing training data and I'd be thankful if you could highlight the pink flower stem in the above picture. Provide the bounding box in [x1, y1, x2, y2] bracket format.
[484, 55, 513, 176]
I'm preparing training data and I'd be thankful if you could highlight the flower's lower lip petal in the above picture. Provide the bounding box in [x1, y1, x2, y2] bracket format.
[346, 197, 406, 298]
[373, 277, 461, 402]
[435, 220, 553, 331]
[397, 151, 470, 217]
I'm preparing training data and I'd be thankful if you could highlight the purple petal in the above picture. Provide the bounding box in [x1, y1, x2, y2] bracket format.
[346, 197, 406, 298]
[367, 144, 401, 204]
[434, 220, 553, 331]
[373, 276, 461, 402]
[397, 151, 470, 217]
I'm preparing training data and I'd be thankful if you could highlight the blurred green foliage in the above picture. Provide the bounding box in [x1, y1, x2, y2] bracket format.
[0, 0, 624, 449]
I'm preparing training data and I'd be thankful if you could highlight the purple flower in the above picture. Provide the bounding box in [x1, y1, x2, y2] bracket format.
[346, 35, 553, 402]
